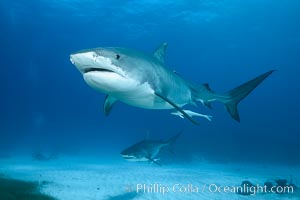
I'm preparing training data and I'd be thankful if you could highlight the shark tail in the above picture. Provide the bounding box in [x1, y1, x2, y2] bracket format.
[219, 70, 275, 122]
[166, 132, 181, 146]
[160, 132, 181, 154]
[193, 70, 274, 122]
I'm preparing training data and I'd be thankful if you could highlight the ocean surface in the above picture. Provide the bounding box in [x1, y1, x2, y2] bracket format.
[1, 0, 300, 199]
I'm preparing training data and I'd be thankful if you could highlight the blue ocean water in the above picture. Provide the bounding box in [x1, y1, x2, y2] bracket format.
[0, 0, 300, 165]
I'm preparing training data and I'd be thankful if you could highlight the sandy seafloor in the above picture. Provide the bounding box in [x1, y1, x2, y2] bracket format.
[0, 155, 299, 200]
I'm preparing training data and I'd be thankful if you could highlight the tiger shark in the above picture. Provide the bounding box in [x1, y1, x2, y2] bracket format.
[120, 132, 181, 166]
[70, 42, 274, 124]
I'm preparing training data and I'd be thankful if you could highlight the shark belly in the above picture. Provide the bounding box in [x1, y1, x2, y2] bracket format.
[112, 83, 182, 110]
[83, 71, 184, 109]
[125, 157, 149, 162]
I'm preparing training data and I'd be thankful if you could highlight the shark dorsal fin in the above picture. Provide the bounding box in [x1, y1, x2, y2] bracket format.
[153, 42, 168, 63]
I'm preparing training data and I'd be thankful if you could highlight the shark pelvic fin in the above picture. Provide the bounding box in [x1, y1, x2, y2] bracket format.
[103, 95, 118, 116]
[154, 92, 199, 125]
[204, 102, 212, 109]
[171, 110, 212, 122]
[153, 42, 168, 64]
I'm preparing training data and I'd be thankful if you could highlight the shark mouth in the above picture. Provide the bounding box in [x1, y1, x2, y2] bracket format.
[122, 155, 135, 159]
[121, 155, 141, 161]
[84, 67, 115, 73]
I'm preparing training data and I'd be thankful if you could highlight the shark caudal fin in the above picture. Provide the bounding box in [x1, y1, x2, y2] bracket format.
[161, 132, 181, 154]
[220, 70, 275, 122]
[166, 132, 181, 146]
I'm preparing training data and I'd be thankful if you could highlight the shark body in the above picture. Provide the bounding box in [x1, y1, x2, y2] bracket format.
[120, 133, 181, 166]
[70, 43, 274, 124]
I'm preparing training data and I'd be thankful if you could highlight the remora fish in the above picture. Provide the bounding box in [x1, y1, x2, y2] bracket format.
[120, 132, 181, 166]
[70, 42, 274, 124]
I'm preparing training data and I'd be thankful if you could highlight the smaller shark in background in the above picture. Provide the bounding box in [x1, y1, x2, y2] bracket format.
[121, 132, 181, 166]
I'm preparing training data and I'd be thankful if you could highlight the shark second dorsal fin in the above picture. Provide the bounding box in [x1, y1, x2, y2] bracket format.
[103, 95, 118, 116]
[203, 83, 214, 93]
[153, 42, 168, 64]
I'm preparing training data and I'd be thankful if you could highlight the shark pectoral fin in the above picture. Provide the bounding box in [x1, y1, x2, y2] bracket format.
[171, 110, 212, 122]
[154, 92, 199, 125]
[153, 42, 168, 63]
[103, 95, 118, 116]
[147, 157, 161, 166]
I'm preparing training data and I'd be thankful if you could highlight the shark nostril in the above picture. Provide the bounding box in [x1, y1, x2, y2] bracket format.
[92, 53, 99, 62]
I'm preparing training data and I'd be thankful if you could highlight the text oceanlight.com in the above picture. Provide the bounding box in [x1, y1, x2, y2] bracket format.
[134, 183, 294, 195]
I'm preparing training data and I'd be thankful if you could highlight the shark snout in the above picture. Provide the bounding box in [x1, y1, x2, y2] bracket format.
[121, 153, 134, 159]
[120, 150, 135, 159]
[70, 52, 88, 65]
[120, 150, 128, 157]
[70, 52, 96, 73]
[70, 53, 84, 72]
[70, 54, 75, 65]
[70, 51, 119, 75]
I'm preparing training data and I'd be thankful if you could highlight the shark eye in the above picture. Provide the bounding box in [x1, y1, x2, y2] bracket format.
[116, 54, 120, 60]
